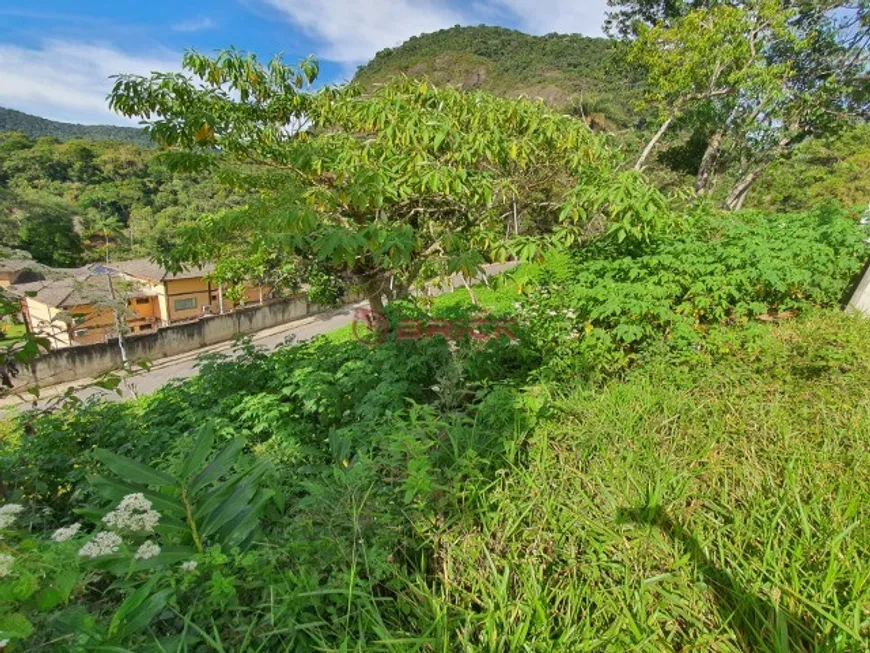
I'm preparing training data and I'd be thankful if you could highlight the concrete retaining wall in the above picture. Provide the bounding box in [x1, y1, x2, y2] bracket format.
[847, 259, 870, 317]
[17, 295, 310, 388]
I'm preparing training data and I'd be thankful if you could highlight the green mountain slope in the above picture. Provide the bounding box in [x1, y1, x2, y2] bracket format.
[0, 106, 150, 147]
[353, 25, 643, 130]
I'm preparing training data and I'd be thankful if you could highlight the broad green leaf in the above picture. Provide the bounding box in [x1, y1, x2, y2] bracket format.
[189, 437, 245, 494]
[200, 479, 257, 537]
[180, 423, 216, 479]
[0, 612, 34, 639]
[109, 575, 160, 637]
[94, 449, 176, 488]
[120, 588, 173, 637]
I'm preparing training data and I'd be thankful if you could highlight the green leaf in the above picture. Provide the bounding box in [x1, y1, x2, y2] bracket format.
[200, 479, 257, 537]
[180, 423, 216, 479]
[120, 588, 172, 637]
[189, 437, 245, 494]
[0, 612, 34, 639]
[34, 588, 65, 611]
[216, 489, 273, 548]
[54, 569, 80, 601]
[109, 575, 160, 637]
[95, 449, 177, 488]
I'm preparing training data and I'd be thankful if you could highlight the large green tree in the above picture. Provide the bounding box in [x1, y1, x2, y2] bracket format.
[109, 51, 666, 312]
[621, 0, 869, 207]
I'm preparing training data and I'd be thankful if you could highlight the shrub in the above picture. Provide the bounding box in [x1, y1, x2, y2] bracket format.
[513, 204, 868, 379]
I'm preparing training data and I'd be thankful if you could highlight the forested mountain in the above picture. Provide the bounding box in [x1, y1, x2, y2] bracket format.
[353, 25, 643, 131]
[0, 107, 150, 147]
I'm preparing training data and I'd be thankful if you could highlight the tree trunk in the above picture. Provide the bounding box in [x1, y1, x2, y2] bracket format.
[462, 276, 478, 306]
[365, 288, 389, 336]
[635, 112, 676, 171]
[694, 129, 725, 195]
[724, 169, 760, 211]
[107, 275, 129, 370]
[367, 289, 385, 316]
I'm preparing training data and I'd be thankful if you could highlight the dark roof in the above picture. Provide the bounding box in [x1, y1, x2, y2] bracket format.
[9, 273, 152, 308]
[108, 258, 215, 282]
[0, 258, 42, 273]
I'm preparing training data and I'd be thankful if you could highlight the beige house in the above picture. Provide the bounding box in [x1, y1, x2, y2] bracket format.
[8, 259, 273, 349]
[108, 259, 268, 325]
[11, 271, 160, 349]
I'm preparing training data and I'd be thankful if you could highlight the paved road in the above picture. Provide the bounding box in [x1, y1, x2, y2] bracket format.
[0, 263, 516, 410]
[0, 302, 367, 409]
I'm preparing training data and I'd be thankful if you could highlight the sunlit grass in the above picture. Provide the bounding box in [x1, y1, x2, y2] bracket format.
[403, 310, 870, 651]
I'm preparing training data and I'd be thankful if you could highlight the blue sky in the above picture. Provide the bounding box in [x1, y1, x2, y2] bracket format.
[0, 0, 608, 125]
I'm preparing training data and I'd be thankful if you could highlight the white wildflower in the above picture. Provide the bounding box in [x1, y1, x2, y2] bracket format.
[0, 504, 24, 529]
[78, 531, 123, 558]
[0, 553, 14, 577]
[51, 523, 82, 543]
[134, 541, 161, 561]
[180, 560, 198, 573]
[565, 310, 576, 320]
[102, 493, 160, 533]
[0, 504, 24, 515]
[0, 638, 8, 648]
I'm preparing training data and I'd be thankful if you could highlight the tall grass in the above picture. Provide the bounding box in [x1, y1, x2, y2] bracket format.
[400, 311, 870, 651]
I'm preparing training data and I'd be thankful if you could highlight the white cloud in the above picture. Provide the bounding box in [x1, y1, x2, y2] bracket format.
[172, 17, 216, 32]
[487, 0, 608, 36]
[0, 40, 180, 125]
[263, 0, 465, 63]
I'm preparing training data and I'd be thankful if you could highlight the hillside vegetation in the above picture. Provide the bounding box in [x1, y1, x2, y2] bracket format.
[0, 107, 150, 148]
[352, 26, 870, 210]
[0, 133, 244, 266]
[354, 26, 642, 130]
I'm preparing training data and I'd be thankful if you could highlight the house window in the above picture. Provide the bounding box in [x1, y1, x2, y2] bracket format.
[135, 297, 150, 305]
[72, 314, 86, 325]
[73, 328, 88, 337]
[174, 297, 197, 311]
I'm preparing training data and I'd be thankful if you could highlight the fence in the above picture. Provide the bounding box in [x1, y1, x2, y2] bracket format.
[15, 295, 311, 389]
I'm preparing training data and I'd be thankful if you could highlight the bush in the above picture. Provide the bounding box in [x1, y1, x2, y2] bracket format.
[513, 204, 868, 379]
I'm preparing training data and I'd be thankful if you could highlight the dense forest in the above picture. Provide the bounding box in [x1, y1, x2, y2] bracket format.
[1, 2, 870, 650]
[0, 107, 150, 147]
[0, 133, 244, 267]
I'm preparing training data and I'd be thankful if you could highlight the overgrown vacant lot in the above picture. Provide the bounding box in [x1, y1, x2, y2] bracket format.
[1, 207, 869, 651]
[425, 312, 870, 650]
